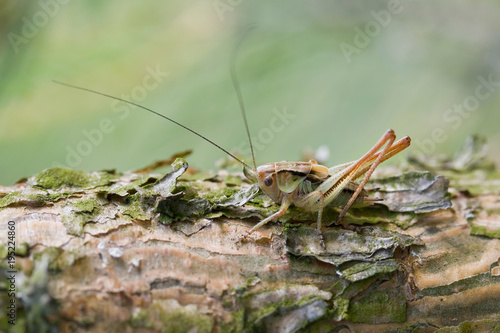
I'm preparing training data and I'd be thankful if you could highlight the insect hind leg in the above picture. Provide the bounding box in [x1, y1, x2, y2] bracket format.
[337, 129, 396, 225]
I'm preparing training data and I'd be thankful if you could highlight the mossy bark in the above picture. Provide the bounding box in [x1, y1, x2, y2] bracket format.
[1, 138, 499, 333]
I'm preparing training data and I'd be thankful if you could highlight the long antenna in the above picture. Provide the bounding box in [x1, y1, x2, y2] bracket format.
[231, 24, 257, 171]
[52, 80, 253, 170]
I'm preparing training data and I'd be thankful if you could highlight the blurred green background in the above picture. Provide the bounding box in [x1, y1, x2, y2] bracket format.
[1, 1, 499, 185]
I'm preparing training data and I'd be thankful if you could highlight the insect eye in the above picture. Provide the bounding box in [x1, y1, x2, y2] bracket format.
[264, 177, 273, 187]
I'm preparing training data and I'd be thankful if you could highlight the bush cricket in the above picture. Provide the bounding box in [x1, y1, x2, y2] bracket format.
[53, 40, 410, 246]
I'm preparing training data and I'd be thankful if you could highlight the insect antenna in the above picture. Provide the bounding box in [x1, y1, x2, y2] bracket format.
[52, 80, 253, 170]
[230, 24, 257, 171]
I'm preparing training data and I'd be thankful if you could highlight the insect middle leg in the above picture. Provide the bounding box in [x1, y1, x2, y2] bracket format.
[311, 190, 326, 248]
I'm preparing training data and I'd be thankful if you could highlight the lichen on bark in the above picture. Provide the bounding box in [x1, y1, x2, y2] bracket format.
[0, 136, 499, 332]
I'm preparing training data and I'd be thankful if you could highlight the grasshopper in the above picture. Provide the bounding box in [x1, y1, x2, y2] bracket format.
[241, 129, 410, 241]
[54, 38, 410, 245]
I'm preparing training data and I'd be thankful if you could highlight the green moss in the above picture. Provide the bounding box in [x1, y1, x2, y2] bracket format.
[202, 187, 239, 204]
[246, 194, 266, 207]
[0, 191, 21, 207]
[249, 295, 327, 331]
[286, 226, 419, 267]
[60, 216, 83, 236]
[160, 308, 213, 332]
[442, 169, 500, 195]
[224, 174, 243, 186]
[107, 175, 160, 196]
[220, 310, 245, 333]
[32, 247, 84, 272]
[436, 318, 500, 333]
[32, 247, 64, 271]
[130, 308, 153, 329]
[330, 296, 349, 321]
[60, 198, 102, 236]
[0, 191, 70, 208]
[242, 286, 324, 326]
[122, 198, 150, 220]
[340, 260, 398, 282]
[130, 300, 213, 333]
[244, 276, 261, 288]
[418, 272, 500, 299]
[171, 158, 186, 171]
[16, 242, 29, 257]
[328, 276, 379, 322]
[31, 193, 68, 205]
[16, 253, 59, 331]
[348, 290, 406, 323]
[30, 167, 114, 190]
[157, 196, 212, 224]
[0, 240, 28, 260]
[71, 198, 100, 213]
[467, 209, 500, 238]
[469, 224, 500, 239]
[252, 296, 294, 320]
[370, 171, 435, 191]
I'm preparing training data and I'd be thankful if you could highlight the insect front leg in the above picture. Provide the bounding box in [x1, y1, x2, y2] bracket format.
[236, 194, 292, 243]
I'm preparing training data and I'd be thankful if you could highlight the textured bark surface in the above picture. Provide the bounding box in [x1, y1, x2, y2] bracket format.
[1, 137, 499, 332]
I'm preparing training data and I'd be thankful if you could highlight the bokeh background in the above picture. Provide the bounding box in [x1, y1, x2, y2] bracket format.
[1, 1, 499, 185]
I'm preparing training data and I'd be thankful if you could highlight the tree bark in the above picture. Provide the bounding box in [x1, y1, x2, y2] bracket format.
[1, 138, 499, 333]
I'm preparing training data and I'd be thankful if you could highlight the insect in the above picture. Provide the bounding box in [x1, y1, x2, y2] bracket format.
[242, 129, 410, 242]
[54, 35, 410, 246]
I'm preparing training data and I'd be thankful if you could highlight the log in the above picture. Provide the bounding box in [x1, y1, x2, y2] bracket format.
[0, 137, 499, 333]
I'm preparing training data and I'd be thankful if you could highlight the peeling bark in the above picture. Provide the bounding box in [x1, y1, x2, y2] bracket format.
[1, 137, 499, 332]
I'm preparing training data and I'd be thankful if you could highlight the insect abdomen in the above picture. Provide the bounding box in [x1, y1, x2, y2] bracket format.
[329, 181, 372, 208]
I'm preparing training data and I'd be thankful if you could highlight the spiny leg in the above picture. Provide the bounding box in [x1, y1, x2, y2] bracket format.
[292, 189, 327, 248]
[314, 190, 326, 249]
[236, 194, 292, 243]
[293, 130, 400, 231]
[311, 191, 326, 250]
[351, 136, 411, 180]
[328, 136, 410, 178]
[337, 129, 396, 224]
